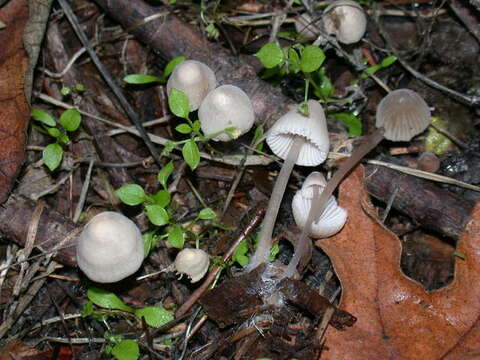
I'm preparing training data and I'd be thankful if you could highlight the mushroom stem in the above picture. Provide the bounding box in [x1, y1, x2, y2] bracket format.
[248, 135, 305, 270]
[282, 128, 385, 278]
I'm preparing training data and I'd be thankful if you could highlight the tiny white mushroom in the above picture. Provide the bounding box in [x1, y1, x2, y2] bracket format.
[198, 85, 255, 142]
[166, 60, 217, 111]
[174, 248, 210, 283]
[76, 212, 144, 283]
[323, 0, 367, 44]
[292, 172, 347, 238]
[248, 100, 329, 270]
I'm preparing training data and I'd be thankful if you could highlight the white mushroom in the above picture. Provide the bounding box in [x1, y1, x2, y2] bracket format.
[198, 85, 255, 141]
[292, 172, 347, 238]
[174, 248, 210, 283]
[248, 100, 329, 270]
[166, 60, 217, 111]
[76, 212, 144, 283]
[323, 0, 367, 44]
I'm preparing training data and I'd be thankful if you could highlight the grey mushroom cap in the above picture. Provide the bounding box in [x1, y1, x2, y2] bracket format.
[295, 13, 321, 40]
[76, 212, 144, 283]
[266, 100, 329, 166]
[174, 248, 210, 283]
[198, 85, 255, 142]
[376, 89, 431, 141]
[323, 0, 367, 44]
[166, 60, 217, 111]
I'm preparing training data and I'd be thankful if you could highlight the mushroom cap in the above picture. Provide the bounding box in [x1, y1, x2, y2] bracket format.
[198, 85, 255, 142]
[376, 89, 431, 141]
[323, 0, 367, 44]
[295, 13, 321, 40]
[166, 60, 217, 111]
[292, 172, 347, 238]
[266, 100, 329, 166]
[76, 212, 144, 283]
[174, 248, 209, 283]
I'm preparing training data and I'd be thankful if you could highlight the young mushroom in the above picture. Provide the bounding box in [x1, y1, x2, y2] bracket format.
[248, 100, 329, 270]
[281, 88, 431, 278]
[322, 0, 367, 44]
[198, 84, 255, 141]
[76, 212, 144, 283]
[166, 60, 217, 111]
[174, 248, 210, 283]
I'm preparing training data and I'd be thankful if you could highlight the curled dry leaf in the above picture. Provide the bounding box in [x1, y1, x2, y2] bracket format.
[317, 165, 480, 359]
[0, 0, 29, 203]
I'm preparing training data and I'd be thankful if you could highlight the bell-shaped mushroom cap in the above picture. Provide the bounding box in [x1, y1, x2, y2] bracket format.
[198, 85, 255, 142]
[266, 100, 329, 166]
[76, 212, 144, 283]
[174, 248, 210, 283]
[295, 13, 321, 40]
[167, 60, 217, 111]
[376, 89, 431, 141]
[292, 172, 347, 238]
[323, 0, 367, 44]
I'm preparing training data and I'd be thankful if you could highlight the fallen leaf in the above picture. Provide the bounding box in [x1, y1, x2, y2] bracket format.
[317, 165, 480, 359]
[0, 0, 30, 203]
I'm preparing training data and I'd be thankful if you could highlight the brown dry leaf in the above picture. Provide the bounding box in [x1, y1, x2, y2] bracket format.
[0, 339, 42, 360]
[0, 0, 30, 203]
[317, 165, 480, 359]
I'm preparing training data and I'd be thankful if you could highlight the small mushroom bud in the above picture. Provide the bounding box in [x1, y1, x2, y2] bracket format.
[166, 60, 217, 111]
[76, 212, 144, 283]
[198, 85, 255, 142]
[174, 248, 209, 283]
[292, 172, 347, 238]
[323, 0, 367, 44]
[418, 152, 440, 173]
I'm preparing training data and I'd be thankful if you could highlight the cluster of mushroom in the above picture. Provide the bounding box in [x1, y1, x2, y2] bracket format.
[249, 88, 431, 278]
[295, 0, 367, 45]
[167, 60, 255, 142]
[76, 212, 209, 284]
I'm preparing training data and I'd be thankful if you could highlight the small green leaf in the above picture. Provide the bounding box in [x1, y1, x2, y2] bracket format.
[300, 45, 325, 73]
[47, 127, 61, 138]
[135, 307, 174, 328]
[287, 48, 301, 73]
[269, 243, 280, 262]
[298, 102, 309, 116]
[361, 64, 381, 79]
[152, 189, 171, 207]
[43, 143, 63, 171]
[74, 83, 86, 92]
[81, 301, 94, 317]
[111, 339, 140, 360]
[168, 88, 190, 119]
[60, 87, 71, 96]
[175, 123, 192, 134]
[87, 287, 134, 312]
[380, 55, 397, 68]
[60, 108, 81, 132]
[146, 205, 169, 226]
[453, 251, 466, 260]
[164, 56, 186, 78]
[31, 108, 56, 127]
[198, 208, 216, 220]
[167, 224, 185, 248]
[182, 139, 200, 170]
[253, 125, 264, 151]
[255, 42, 284, 69]
[161, 141, 176, 157]
[143, 231, 158, 257]
[329, 113, 362, 136]
[58, 133, 70, 145]
[232, 239, 249, 267]
[115, 184, 146, 206]
[157, 161, 174, 189]
[192, 120, 201, 132]
[123, 74, 163, 84]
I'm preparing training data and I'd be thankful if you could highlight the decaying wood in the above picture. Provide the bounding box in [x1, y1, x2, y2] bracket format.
[364, 164, 474, 239]
[0, 195, 77, 266]
[93, 0, 295, 128]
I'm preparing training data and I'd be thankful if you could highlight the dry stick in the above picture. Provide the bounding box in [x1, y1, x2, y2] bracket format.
[73, 159, 94, 223]
[175, 206, 266, 318]
[57, 0, 162, 165]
